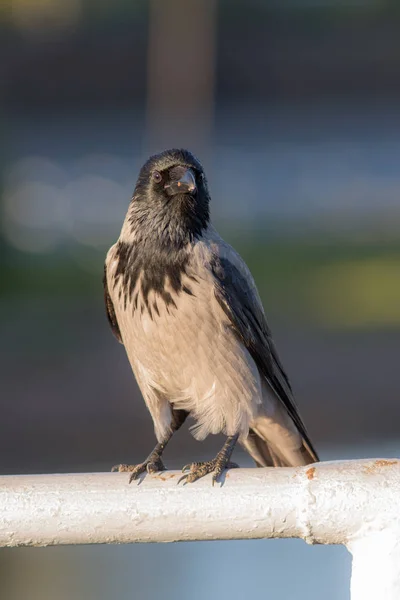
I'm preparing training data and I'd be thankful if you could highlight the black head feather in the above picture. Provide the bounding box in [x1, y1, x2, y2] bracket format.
[113, 149, 209, 315]
[129, 148, 210, 246]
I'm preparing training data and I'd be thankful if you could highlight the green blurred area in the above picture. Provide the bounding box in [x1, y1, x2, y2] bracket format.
[242, 236, 400, 329]
[2, 235, 400, 330]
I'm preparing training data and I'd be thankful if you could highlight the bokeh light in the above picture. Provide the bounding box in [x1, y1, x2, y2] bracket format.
[10, 0, 82, 37]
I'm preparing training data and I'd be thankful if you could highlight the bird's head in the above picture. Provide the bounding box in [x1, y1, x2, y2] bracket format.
[126, 149, 210, 246]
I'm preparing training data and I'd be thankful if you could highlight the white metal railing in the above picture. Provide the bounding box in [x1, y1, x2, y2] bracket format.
[1, 459, 399, 599]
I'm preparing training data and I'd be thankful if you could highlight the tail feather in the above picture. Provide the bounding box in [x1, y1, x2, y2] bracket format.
[242, 424, 317, 468]
[241, 380, 319, 467]
[240, 430, 274, 467]
[241, 429, 294, 467]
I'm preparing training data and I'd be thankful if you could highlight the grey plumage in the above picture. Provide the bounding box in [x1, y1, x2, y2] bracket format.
[105, 148, 318, 483]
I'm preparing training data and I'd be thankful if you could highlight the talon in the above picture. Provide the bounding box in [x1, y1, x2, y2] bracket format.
[177, 454, 239, 486]
[212, 468, 223, 486]
[129, 471, 142, 484]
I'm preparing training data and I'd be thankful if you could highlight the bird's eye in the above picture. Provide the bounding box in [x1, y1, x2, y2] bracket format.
[152, 171, 162, 183]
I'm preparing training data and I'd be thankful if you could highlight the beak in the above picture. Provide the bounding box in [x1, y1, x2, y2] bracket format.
[164, 168, 197, 196]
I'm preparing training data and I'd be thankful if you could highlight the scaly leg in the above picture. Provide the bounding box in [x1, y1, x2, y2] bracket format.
[179, 434, 239, 486]
[112, 409, 187, 483]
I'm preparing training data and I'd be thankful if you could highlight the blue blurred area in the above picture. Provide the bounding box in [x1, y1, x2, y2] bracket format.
[1, 1, 400, 599]
[0, 540, 351, 600]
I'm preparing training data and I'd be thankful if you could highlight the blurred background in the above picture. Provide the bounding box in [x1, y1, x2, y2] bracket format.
[1, 0, 400, 598]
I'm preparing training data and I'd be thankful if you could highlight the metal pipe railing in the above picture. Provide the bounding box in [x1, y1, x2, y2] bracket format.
[1, 459, 399, 599]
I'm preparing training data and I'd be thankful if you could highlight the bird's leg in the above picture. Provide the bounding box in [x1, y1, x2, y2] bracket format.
[112, 409, 187, 483]
[179, 433, 239, 486]
[113, 437, 170, 482]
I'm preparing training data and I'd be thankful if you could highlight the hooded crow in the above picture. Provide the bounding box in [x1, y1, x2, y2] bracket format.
[104, 148, 319, 485]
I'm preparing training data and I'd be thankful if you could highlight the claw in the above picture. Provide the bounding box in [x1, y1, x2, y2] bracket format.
[178, 464, 203, 485]
[129, 470, 143, 484]
[211, 465, 225, 487]
[178, 459, 240, 486]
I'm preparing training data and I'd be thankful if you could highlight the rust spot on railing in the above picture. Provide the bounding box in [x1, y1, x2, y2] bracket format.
[363, 459, 399, 474]
[306, 467, 316, 480]
[155, 472, 177, 481]
[375, 459, 397, 467]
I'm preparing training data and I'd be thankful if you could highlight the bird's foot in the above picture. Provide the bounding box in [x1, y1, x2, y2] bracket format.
[112, 455, 166, 483]
[178, 459, 239, 486]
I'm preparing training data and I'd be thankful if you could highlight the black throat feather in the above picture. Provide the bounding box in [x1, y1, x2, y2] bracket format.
[113, 200, 207, 318]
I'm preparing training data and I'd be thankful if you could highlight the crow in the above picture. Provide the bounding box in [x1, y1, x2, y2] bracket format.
[104, 148, 318, 485]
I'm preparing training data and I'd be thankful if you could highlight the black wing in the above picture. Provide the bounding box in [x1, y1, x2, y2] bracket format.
[103, 264, 122, 343]
[211, 254, 318, 461]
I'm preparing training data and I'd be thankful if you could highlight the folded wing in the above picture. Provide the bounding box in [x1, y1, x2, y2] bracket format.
[210, 251, 318, 463]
